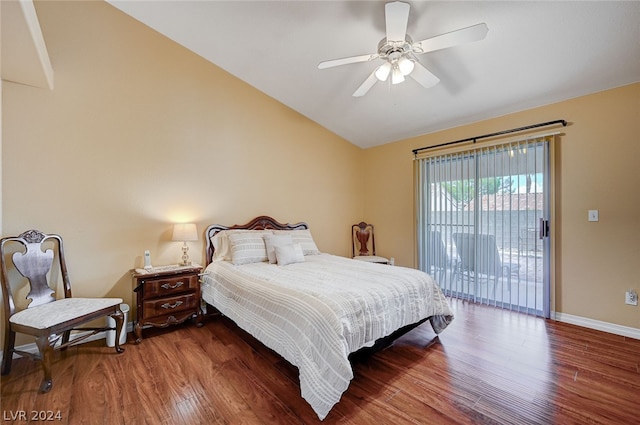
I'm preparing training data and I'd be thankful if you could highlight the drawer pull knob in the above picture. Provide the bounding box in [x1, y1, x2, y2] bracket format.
[161, 281, 184, 290]
[161, 301, 184, 309]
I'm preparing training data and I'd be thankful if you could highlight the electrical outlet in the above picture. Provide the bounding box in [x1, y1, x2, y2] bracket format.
[625, 289, 638, 306]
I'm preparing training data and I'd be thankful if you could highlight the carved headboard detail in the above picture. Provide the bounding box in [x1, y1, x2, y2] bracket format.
[204, 215, 308, 265]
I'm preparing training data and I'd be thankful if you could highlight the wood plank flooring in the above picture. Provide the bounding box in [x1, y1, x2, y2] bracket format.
[2, 298, 639, 424]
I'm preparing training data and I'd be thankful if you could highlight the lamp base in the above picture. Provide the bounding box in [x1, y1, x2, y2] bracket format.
[180, 243, 191, 267]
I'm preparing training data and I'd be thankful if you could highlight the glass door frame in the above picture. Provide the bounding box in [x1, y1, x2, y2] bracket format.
[416, 136, 553, 318]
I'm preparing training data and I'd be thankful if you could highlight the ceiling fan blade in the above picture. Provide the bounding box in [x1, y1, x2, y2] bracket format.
[352, 70, 379, 97]
[413, 23, 489, 54]
[385, 1, 410, 42]
[409, 62, 440, 89]
[318, 53, 379, 70]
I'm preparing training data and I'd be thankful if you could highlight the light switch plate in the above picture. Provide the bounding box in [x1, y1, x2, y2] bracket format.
[588, 210, 599, 222]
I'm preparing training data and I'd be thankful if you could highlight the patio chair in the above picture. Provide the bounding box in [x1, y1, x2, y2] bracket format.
[452, 233, 517, 297]
[423, 229, 449, 283]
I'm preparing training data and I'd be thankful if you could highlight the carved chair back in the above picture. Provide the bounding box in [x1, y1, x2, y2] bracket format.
[0, 230, 71, 320]
[352, 222, 377, 257]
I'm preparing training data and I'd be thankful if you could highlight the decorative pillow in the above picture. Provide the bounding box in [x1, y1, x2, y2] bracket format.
[274, 229, 320, 255]
[228, 231, 271, 265]
[211, 231, 231, 261]
[212, 229, 272, 262]
[263, 234, 294, 264]
[274, 243, 305, 266]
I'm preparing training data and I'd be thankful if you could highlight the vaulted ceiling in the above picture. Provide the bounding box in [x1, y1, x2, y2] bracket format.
[8, 1, 640, 149]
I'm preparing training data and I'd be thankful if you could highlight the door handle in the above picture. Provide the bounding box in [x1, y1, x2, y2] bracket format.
[539, 218, 549, 239]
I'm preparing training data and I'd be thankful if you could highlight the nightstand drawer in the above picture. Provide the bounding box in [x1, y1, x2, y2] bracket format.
[142, 293, 199, 318]
[143, 274, 199, 298]
[132, 265, 202, 343]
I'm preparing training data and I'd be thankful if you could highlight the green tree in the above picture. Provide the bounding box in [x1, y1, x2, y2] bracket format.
[441, 177, 513, 205]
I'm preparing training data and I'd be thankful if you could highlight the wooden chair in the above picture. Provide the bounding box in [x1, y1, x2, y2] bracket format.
[352, 222, 389, 264]
[1, 230, 125, 393]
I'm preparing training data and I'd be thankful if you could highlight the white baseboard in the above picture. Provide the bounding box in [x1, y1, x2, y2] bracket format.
[554, 313, 640, 340]
[1, 322, 134, 360]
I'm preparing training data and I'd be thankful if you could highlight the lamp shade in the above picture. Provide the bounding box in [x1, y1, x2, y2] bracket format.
[375, 62, 392, 81]
[172, 223, 198, 242]
[398, 57, 415, 76]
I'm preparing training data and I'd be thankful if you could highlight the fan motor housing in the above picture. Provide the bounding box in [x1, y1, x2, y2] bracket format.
[377, 36, 414, 60]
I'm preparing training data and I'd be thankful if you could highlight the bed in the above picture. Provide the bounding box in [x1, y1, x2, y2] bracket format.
[201, 216, 454, 420]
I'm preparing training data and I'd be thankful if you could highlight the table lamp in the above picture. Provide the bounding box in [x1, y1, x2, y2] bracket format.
[172, 223, 198, 266]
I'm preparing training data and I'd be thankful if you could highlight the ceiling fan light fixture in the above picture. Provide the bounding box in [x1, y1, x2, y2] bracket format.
[375, 62, 392, 81]
[391, 65, 405, 84]
[318, 2, 488, 97]
[398, 56, 415, 76]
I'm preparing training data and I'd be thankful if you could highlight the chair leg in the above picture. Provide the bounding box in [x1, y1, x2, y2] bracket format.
[60, 330, 72, 352]
[451, 268, 458, 292]
[1, 328, 16, 375]
[504, 265, 512, 293]
[110, 310, 125, 354]
[35, 335, 54, 393]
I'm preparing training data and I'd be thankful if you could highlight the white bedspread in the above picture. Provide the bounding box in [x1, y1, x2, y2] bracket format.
[201, 253, 453, 420]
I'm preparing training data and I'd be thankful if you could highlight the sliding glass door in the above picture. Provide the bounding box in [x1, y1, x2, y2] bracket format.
[416, 137, 551, 317]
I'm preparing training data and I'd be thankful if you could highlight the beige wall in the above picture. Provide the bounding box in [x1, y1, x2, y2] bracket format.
[1, 1, 3, 236]
[363, 83, 640, 329]
[2, 1, 363, 345]
[2, 0, 638, 350]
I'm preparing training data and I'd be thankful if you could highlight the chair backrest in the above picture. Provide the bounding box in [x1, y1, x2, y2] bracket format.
[352, 222, 377, 257]
[0, 230, 72, 318]
[424, 229, 448, 270]
[453, 232, 503, 277]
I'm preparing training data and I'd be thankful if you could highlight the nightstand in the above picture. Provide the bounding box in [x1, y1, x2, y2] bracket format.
[132, 264, 202, 343]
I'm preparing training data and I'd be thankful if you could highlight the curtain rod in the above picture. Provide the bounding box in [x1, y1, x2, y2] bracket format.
[411, 119, 567, 156]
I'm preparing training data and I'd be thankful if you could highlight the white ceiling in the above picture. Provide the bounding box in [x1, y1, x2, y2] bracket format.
[108, 1, 639, 149]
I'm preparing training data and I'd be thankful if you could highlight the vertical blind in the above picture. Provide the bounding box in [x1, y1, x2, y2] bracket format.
[415, 136, 552, 316]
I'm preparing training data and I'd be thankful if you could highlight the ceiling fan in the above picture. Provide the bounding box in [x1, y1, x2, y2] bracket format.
[318, 1, 488, 97]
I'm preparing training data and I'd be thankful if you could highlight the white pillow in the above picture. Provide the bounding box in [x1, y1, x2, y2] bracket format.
[211, 231, 231, 261]
[274, 229, 320, 255]
[228, 231, 271, 265]
[212, 229, 272, 262]
[275, 243, 305, 266]
[263, 234, 294, 264]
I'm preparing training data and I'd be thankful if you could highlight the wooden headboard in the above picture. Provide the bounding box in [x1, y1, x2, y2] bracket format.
[204, 215, 308, 265]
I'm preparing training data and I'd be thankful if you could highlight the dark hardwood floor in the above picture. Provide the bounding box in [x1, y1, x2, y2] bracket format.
[2, 298, 639, 424]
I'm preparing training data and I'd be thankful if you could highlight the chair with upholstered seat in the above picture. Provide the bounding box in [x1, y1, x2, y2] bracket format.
[352, 222, 389, 264]
[1, 230, 125, 393]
